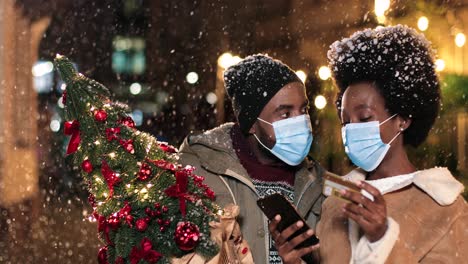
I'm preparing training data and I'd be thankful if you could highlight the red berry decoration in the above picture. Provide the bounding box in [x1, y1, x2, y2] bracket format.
[81, 159, 93, 173]
[138, 163, 152, 181]
[174, 221, 200, 251]
[135, 218, 148, 232]
[94, 109, 108, 122]
[97, 246, 109, 264]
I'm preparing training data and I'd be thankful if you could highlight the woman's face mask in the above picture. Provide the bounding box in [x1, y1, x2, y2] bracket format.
[341, 114, 401, 172]
[254, 114, 313, 166]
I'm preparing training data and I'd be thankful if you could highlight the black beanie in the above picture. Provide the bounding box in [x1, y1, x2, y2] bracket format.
[223, 54, 302, 135]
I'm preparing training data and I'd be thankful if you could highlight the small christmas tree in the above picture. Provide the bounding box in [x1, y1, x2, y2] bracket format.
[55, 55, 219, 264]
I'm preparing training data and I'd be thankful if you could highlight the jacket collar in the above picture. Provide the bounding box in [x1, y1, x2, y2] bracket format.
[344, 167, 464, 206]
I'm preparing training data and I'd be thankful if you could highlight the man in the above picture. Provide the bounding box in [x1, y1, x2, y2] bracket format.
[178, 54, 327, 263]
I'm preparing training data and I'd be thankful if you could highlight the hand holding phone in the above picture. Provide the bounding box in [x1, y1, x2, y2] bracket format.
[257, 193, 319, 263]
[257, 193, 320, 247]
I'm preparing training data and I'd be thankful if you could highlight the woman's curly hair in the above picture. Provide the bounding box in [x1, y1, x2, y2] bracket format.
[328, 25, 441, 147]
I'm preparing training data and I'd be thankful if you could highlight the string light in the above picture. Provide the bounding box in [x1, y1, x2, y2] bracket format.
[417, 16, 429, 31]
[295, 70, 307, 83]
[318, 66, 331, 80]
[435, 59, 445, 72]
[455, 33, 466, 47]
[314, 95, 327, 110]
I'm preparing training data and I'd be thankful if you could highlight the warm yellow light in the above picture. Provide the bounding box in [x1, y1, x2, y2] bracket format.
[417, 16, 429, 31]
[318, 66, 331, 80]
[314, 95, 327, 110]
[295, 70, 307, 83]
[218, 53, 241, 69]
[375, 0, 390, 17]
[455, 33, 466, 47]
[435, 59, 445, 72]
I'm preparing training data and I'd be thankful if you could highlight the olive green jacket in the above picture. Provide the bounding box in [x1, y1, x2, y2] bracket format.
[178, 123, 329, 263]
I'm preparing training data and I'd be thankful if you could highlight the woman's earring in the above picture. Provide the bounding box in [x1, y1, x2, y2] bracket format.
[400, 127, 405, 131]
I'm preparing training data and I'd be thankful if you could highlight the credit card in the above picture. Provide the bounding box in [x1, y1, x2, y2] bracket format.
[323, 173, 361, 202]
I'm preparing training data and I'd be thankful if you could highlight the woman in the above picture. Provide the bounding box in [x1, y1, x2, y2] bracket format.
[269, 25, 467, 263]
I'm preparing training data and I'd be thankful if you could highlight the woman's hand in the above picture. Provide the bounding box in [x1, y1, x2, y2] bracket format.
[341, 181, 388, 242]
[268, 215, 319, 264]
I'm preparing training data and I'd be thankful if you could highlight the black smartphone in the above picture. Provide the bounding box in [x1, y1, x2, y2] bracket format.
[257, 193, 320, 248]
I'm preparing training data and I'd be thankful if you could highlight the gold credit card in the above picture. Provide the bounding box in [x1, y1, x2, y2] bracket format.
[322, 173, 361, 202]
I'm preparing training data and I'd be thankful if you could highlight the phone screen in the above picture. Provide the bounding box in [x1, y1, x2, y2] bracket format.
[257, 193, 320, 247]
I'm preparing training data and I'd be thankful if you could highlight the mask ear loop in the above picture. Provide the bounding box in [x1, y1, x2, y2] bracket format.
[253, 133, 272, 151]
[380, 113, 398, 125]
[388, 129, 403, 145]
[257, 117, 272, 125]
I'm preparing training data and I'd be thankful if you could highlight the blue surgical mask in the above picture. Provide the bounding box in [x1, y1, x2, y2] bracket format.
[253, 114, 313, 166]
[341, 114, 401, 172]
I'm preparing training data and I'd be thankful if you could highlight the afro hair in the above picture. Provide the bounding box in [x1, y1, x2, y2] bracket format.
[328, 25, 441, 147]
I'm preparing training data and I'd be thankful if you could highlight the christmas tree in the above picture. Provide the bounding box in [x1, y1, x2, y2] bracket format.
[55, 55, 220, 264]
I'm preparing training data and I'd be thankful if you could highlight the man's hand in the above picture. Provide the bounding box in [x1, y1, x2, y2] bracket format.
[268, 215, 319, 264]
[341, 181, 388, 242]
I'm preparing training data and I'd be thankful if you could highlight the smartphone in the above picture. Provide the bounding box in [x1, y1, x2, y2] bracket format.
[257, 193, 320, 249]
[322, 173, 361, 202]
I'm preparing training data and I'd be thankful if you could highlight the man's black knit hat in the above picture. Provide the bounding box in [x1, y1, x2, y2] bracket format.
[223, 54, 302, 135]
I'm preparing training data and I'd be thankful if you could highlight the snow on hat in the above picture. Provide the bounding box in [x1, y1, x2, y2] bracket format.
[223, 54, 302, 135]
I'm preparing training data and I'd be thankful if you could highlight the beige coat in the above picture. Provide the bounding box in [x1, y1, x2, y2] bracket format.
[317, 167, 468, 263]
[178, 123, 328, 264]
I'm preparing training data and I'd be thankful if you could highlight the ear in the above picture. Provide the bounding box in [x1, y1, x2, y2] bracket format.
[397, 115, 412, 131]
[248, 122, 257, 135]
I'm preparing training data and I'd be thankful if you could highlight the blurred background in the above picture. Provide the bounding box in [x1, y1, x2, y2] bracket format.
[0, 0, 467, 263]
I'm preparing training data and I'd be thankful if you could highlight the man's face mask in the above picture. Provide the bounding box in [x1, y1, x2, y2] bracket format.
[341, 114, 401, 172]
[254, 114, 313, 166]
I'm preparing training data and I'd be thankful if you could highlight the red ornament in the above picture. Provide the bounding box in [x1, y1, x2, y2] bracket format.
[174, 221, 200, 251]
[136, 218, 148, 232]
[159, 226, 166, 232]
[157, 219, 164, 225]
[118, 116, 136, 128]
[81, 159, 93, 173]
[205, 187, 215, 200]
[242, 247, 248, 255]
[94, 109, 108, 122]
[154, 203, 161, 209]
[101, 160, 121, 198]
[119, 139, 135, 154]
[64, 120, 81, 155]
[158, 142, 177, 153]
[138, 163, 152, 181]
[97, 246, 109, 264]
[129, 238, 162, 264]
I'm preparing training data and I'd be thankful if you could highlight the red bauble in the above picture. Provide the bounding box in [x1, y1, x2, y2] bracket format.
[120, 139, 135, 154]
[94, 109, 108, 122]
[81, 159, 93, 173]
[174, 221, 200, 251]
[97, 246, 109, 264]
[138, 163, 152, 181]
[135, 218, 148, 232]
